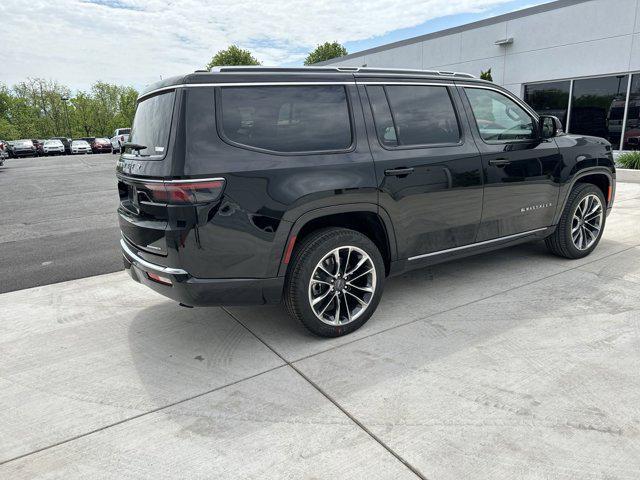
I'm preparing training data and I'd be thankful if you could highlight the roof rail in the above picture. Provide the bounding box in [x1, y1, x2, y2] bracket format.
[206, 65, 475, 78]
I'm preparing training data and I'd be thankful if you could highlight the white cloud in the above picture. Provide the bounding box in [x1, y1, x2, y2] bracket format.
[1, 0, 514, 91]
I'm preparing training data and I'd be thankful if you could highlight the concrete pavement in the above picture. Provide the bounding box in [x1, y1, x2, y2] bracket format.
[1, 182, 639, 479]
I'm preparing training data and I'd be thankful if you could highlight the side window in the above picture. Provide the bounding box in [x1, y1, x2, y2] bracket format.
[391, 85, 460, 146]
[219, 85, 352, 153]
[366, 86, 398, 147]
[465, 88, 535, 142]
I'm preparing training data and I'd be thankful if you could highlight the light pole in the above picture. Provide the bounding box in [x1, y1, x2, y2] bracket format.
[61, 96, 70, 138]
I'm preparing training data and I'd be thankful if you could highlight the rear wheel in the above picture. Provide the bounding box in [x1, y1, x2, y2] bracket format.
[284, 228, 385, 337]
[545, 183, 606, 259]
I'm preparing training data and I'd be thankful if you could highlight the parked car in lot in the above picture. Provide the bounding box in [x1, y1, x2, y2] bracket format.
[91, 137, 113, 153]
[71, 139, 92, 154]
[34, 139, 47, 156]
[117, 67, 616, 337]
[0, 140, 7, 165]
[9, 139, 37, 157]
[51, 137, 72, 155]
[42, 139, 66, 155]
[110, 128, 130, 154]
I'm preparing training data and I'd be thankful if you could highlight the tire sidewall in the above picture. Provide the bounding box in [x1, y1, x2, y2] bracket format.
[561, 185, 606, 258]
[291, 230, 385, 337]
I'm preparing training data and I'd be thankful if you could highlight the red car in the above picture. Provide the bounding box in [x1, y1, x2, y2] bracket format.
[91, 138, 113, 153]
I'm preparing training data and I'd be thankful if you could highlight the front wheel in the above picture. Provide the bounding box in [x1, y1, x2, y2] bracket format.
[284, 228, 385, 337]
[545, 183, 606, 259]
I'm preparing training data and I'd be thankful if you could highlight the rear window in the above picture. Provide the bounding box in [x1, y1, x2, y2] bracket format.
[218, 85, 352, 153]
[127, 92, 175, 157]
[118, 129, 131, 135]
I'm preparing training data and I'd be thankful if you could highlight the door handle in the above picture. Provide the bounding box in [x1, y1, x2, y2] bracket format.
[488, 158, 511, 166]
[385, 167, 415, 177]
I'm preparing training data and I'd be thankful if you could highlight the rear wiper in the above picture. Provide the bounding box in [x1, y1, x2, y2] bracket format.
[122, 142, 147, 151]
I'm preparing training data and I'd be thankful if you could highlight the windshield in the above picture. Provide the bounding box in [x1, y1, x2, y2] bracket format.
[73, 140, 88, 146]
[127, 91, 175, 157]
[45, 140, 62, 146]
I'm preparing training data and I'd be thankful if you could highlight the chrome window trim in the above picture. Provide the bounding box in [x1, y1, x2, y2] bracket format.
[408, 228, 549, 261]
[139, 80, 487, 101]
[120, 238, 188, 275]
[359, 81, 455, 87]
[139, 82, 356, 100]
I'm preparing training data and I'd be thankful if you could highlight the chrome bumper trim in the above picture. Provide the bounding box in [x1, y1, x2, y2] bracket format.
[120, 239, 188, 275]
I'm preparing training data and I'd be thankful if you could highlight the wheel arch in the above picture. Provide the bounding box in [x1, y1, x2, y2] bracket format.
[554, 168, 615, 224]
[277, 204, 397, 277]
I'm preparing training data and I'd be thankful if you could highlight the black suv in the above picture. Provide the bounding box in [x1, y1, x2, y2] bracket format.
[117, 67, 616, 337]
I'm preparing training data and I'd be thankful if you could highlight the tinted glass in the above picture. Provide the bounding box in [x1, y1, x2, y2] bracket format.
[366, 86, 397, 147]
[128, 91, 175, 157]
[524, 81, 570, 127]
[466, 88, 535, 141]
[384, 85, 460, 146]
[219, 85, 352, 153]
[570, 75, 628, 149]
[623, 74, 640, 150]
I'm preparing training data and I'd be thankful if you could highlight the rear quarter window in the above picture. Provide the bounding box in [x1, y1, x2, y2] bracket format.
[218, 85, 353, 153]
[127, 92, 175, 157]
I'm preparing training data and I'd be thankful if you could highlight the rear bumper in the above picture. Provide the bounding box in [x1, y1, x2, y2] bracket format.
[121, 239, 284, 306]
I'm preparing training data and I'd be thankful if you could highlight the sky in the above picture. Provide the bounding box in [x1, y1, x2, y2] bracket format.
[1, 0, 551, 92]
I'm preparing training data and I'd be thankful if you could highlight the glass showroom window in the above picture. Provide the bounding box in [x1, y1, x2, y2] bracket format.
[623, 74, 640, 150]
[524, 81, 571, 127]
[569, 75, 629, 149]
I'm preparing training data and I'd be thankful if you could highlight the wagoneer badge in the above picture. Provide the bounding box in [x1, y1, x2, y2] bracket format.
[521, 203, 553, 213]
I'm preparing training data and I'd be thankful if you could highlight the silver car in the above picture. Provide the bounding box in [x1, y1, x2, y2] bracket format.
[71, 140, 92, 154]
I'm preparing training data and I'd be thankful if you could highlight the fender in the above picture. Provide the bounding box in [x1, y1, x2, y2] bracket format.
[553, 167, 615, 225]
[275, 203, 398, 277]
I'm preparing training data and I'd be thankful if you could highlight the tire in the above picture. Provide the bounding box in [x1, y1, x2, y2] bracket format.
[284, 228, 385, 337]
[545, 183, 606, 259]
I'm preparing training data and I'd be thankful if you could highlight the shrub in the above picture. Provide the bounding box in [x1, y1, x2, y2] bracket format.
[618, 151, 640, 169]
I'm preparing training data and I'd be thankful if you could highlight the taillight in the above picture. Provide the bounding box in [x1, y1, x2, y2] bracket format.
[142, 179, 225, 205]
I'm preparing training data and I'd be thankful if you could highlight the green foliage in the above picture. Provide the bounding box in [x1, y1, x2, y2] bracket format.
[0, 79, 138, 140]
[304, 42, 348, 66]
[480, 68, 493, 82]
[617, 151, 640, 169]
[206, 45, 261, 70]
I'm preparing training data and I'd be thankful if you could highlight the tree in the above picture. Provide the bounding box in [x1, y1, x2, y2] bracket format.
[206, 45, 261, 70]
[0, 79, 138, 140]
[304, 42, 348, 66]
[480, 68, 493, 82]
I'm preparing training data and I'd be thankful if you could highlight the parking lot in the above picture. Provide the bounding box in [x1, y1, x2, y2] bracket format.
[0, 154, 121, 293]
[0, 155, 639, 478]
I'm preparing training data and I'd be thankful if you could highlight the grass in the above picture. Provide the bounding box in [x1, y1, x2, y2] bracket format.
[617, 151, 640, 170]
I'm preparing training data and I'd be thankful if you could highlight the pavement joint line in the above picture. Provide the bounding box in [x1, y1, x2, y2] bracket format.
[0, 363, 287, 467]
[289, 241, 640, 365]
[221, 306, 429, 480]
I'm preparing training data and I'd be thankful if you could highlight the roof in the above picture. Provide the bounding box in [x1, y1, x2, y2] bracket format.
[315, 0, 592, 65]
[138, 66, 482, 99]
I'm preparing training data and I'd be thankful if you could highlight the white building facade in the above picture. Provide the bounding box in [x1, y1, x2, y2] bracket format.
[321, 0, 640, 150]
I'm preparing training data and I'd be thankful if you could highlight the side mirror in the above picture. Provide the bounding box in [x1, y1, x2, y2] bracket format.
[539, 115, 564, 139]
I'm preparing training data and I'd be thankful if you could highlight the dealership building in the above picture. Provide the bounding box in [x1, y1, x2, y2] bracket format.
[321, 0, 640, 150]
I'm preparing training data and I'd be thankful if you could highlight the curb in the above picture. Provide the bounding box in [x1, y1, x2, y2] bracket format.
[617, 168, 640, 183]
